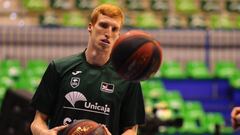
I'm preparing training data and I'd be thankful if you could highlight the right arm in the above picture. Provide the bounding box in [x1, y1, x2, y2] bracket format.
[31, 110, 67, 135]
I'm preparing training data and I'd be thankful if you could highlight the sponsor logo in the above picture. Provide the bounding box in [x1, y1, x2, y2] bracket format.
[70, 77, 80, 88]
[65, 91, 86, 107]
[63, 117, 78, 125]
[100, 82, 114, 93]
[63, 117, 72, 125]
[72, 70, 82, 75]
[84, 102, 110, 114]
[64, 91, 110, 115]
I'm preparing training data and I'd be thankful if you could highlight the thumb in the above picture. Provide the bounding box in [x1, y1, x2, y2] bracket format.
[52, 125, 68, 132]
[101, 125, 111, 135]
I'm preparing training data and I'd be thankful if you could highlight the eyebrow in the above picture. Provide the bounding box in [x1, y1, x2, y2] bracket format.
[98, 21, 120, 28]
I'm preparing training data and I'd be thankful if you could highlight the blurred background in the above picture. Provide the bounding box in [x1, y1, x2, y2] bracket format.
[0, 0, 240, 135]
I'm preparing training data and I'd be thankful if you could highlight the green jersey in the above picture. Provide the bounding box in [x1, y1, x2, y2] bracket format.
[31, 51, 145, 135]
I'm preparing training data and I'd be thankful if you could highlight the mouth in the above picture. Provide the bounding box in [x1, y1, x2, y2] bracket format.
[100, 39, 110, 45]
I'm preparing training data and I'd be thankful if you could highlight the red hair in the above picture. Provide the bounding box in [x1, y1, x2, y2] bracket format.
[90, 4, 124, 27]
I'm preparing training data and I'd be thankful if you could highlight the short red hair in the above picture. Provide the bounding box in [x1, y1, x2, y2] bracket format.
[90, 4, 124, 27]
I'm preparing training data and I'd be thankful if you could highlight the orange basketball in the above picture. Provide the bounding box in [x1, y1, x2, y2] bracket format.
[62, 119, 107, 135]
[111, 30, 163, 81]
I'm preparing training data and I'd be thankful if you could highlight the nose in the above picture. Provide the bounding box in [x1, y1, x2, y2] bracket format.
[104, 33, 109, 38]
[104, 28, 112, 38]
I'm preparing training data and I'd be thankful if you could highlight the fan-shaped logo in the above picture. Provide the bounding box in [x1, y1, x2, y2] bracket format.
[65, 91, 87, 107]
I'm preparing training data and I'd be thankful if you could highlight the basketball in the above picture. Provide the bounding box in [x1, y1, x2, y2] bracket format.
[111, 30, 163, 81]
[62, 119, 107, 135]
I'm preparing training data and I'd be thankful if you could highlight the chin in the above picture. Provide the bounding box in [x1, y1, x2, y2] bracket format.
[99, 43, 110, 49]
[95, 45, 109, 52]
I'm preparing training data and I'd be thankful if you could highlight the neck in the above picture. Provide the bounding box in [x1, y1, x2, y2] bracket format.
[85, 46, 110, 66]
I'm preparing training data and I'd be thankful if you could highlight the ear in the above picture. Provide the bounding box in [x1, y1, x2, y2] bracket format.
[88, 23, 92, 33]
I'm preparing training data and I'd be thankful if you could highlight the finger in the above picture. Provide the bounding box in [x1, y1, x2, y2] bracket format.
[233, 123, 240, 130]
[101, 125, 111, 135]
[237, 114, 240, 123]
[232, 114, 240, 130]
[231, 107, 240, 118]
[232, 117, 237, 128]
[52, 125, 68, 132]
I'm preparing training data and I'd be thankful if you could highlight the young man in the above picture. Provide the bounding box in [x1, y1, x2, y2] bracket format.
[231, 107, 240, 130]
[30, 4, 145, 135]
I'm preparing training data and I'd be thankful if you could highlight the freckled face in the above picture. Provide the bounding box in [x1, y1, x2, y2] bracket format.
[88, 14, 121, 52]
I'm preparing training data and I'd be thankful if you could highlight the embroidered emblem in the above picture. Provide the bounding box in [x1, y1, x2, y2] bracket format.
[70, 77, 80, 88]
[100, 82, 114, 93]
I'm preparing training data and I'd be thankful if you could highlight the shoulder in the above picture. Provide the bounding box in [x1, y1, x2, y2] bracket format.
[51, 53, 84, 75]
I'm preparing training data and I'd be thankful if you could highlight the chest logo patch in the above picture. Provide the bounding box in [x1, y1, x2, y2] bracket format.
[100, 82, 114, 93]
[70, 77, 80, 88]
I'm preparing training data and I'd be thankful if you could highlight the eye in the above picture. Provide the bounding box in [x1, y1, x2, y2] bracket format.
[112, 27, 119, 32]
[99, 22, 108, 29]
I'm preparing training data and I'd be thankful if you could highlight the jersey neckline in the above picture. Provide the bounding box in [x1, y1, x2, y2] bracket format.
[81, 49, 112, 70]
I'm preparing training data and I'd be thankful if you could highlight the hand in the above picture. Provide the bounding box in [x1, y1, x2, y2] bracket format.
[102, 125, 112, 135]
[231, 107, 240, 130]
[44, 125, 68, 135]
[31, 111, 68, 135]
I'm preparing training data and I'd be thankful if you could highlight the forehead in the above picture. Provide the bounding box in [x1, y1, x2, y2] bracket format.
[96, 14, 121, 28]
